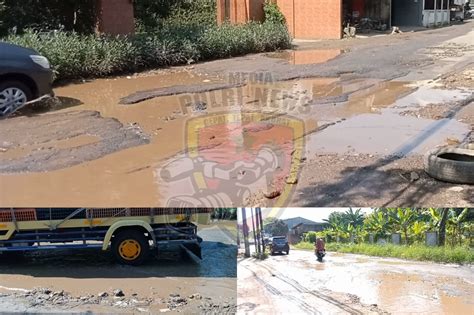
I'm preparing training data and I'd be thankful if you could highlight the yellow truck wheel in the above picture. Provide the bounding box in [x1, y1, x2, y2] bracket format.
[111, 230, 150, 266]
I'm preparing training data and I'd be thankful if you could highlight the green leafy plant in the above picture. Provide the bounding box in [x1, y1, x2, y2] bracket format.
[263, 1, 286, 25]
[263, 217, 289, 236]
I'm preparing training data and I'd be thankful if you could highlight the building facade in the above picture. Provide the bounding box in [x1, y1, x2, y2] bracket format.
[217, 0, 452, 40]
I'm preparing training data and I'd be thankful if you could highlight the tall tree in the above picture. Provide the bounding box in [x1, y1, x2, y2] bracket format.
[263, 217, 288, 236]
[344, 208, 365, 227]
[438, 208, 449, 246]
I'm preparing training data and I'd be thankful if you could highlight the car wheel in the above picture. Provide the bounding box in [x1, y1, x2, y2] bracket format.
[0, 81, 32, 117]
[112, 230, 150, 266]
[286, 250, 290, 255]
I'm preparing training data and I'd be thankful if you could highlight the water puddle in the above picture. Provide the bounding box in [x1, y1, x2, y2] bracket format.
[305, 111, 469, 156]
[0, 70, 471, 206]
[269, 252, 474, 315]
[265, 49, 343, 65]
[392, 84, 471, 110]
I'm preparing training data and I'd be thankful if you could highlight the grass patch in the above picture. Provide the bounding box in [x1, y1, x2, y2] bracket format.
[292, 242, 314, 251]
[252, 252, 269, 260]
[294, 242, 473, 264]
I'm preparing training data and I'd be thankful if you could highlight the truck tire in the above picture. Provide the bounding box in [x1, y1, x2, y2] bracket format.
[424, 147, 474, 184]
[0, 80, 33, 117]
[112, 230, 150, 266]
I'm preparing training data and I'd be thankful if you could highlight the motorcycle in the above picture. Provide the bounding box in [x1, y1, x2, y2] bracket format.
[315, 249, 326, 262]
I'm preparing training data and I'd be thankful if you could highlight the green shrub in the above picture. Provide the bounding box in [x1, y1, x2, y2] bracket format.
[6, 31, 138, 81]
[4, 4, 291, 82]
[252, 252, 269, 260]
[135, 0, 217, 32]
[263, 1, 286, 25]
[303, 231, 318, 244]
[294, 241, 473, 264]
[292, 242, 314, 251]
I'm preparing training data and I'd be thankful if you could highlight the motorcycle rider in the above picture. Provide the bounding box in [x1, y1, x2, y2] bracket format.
[315, 237, 326, 253]
[315, 237, 326, 262]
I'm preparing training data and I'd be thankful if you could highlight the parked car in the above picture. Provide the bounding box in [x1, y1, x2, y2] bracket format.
[0, 42, 54, 117]
[268, 236, 290, 255]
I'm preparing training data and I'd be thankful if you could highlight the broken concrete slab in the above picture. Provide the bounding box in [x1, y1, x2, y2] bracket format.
[0, 111, 149, 173]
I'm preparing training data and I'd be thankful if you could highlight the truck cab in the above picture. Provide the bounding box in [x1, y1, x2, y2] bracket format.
[0, 208, 211, 265]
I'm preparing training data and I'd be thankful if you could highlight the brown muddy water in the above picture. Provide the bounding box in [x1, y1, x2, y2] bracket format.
[238, 250, 474, 314]
[0, 70, 471, 206]
[0, 223, 237, 313]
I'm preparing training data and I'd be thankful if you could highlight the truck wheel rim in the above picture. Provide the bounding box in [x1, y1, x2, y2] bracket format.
[0, 87, 27, 114]
[119, 239, 141, 260]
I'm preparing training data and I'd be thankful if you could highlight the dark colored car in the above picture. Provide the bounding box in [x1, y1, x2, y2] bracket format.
[0, 42, 54, 117]
[269, 236, 290, 255]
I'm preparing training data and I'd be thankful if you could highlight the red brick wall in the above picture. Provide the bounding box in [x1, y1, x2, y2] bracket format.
[96, 0, 135, 35]
[217, 0, 342, 39]
[217, 0, 265, 24]
[277, 0, 342, 39]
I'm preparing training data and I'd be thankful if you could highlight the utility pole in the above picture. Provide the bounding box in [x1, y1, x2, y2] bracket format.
[251, 208, 259, 254]
[236, 224, 240, 247]
[241, 208, 250, 257]
[439, 208, 449, 246]
[257, 207, 266, 254]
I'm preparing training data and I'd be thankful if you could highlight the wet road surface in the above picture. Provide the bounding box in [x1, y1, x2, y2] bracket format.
[0, 26, 473, 207]
[238, 249, 474, 314]
[0, 222, 237, 314]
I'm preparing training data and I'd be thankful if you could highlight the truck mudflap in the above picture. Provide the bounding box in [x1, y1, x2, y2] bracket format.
[180, 241, 202, 260]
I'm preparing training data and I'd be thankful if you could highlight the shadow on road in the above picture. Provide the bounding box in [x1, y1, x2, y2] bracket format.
[296, 97, 474, 206]
[0, 241, 237, 279]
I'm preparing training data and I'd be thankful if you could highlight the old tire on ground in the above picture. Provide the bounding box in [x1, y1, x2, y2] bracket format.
[112, 230, 150, 266]
[0, 80, 32, 117]
[460, 143, 474, 150]
[424, 147, 474, 184]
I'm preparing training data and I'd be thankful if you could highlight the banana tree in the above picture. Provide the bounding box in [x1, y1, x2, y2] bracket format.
[344, 208, 365, 227]
[388, 208, 417, 244]
[410, 221, 428, 243]
[364, 209, 390, 242]
[447, 208, 470, 246]
[425, 208, 449, 246]
[425, 208, 443, 230]
[324, 214, 345, 242]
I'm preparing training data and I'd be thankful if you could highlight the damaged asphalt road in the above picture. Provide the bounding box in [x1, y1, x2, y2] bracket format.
[0, 223, 237, 314]
[238, 249, 474, 315]
[0, 22, 473, 207]
[0, 110, 149, 173]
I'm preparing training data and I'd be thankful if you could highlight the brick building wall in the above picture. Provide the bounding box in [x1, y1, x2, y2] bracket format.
[276, 0, 342, 39]
[217, 0, 265, 24]
[95, 0, 135, 35]
[216, 0, 342, 39]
